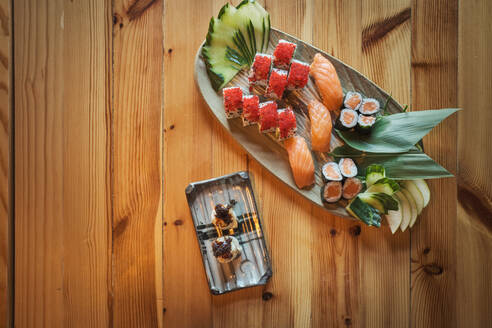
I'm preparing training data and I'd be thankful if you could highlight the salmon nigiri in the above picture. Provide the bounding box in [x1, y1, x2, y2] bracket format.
[308, 99, 332, 152]
[310, 53, 343, 111]
[284, 136, 315, 189]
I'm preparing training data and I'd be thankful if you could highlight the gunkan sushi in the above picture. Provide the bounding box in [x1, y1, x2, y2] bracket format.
[273, 39, 296, 69]
[342, 177, 363, 200]
[359, 98, 380, 115]
[242, 95, 260, 126]
[337, 109, 358, 130]
[344, 91, 362, 111]
[211, 203, 238, 230]
[258, 101, 278, 133]
[321, 162, 343, 182]
[338, 158, 358, 178]
[222, 87, 243, 119]
[357, 114, 377, 133]
[211, 236, 242, 263]
[249, 53, 272, 87]
[287, 59, 310, 89]
[266, 68, 288, 99]
[322, 181, 343, 203]
[277, 107, 297, 140]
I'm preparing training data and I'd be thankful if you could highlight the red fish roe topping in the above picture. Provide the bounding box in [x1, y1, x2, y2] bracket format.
[259, 101, 278, 132]
[242, 95, 260, 123]
[222, 87, 243, 113]
[250, 54, 272, 82]
[278, 107, 297, 139]
[266, 69, 288, 99]
[273, 40, 296, 68]
[287, 60, 310, 89]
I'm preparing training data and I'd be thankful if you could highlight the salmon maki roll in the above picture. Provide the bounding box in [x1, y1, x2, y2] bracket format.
[344, 91, 362, 111]
[284, 136, 315, 189]
[321, 162, 343, 182]
[359, 98, 380, 115]
[342, 177, 363, 200]
[308, 99, 332, 152]
[273, 40, 296, 69]
[338, 158, 358, 178]
[266, 68, 288, 99]
[336, 109, 358, 130]
[310, 53, 343, 111]
[322, 181, 343, 203]
[277, 107, 297, 141]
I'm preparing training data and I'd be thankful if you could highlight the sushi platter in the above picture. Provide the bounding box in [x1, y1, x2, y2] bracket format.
[194, 0, 457, 231]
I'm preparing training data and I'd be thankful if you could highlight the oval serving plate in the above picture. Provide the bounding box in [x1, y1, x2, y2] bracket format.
[194, 27, 405, 218]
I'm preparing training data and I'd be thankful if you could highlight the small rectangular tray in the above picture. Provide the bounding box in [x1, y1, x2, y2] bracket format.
[185, 171, 273, 295]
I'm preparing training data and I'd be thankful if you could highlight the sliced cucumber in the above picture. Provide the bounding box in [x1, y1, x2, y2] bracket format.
[365, 164, 386, 187]
[346, 196, 382, 227]
[359, 192, 398, 214]
[366, 177, 400, 195]
[400, 188, 417, 231]
[394, 191, 411, 232]
[402, 181, 424, 214]
[413, 179, 430, 207]
[202, 1, 270, 91]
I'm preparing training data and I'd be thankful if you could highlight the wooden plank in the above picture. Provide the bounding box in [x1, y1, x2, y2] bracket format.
[162, 0, 214, 326]
[410, 0, 458, 326]
[14, 0, 112, 326]
[0, 0, 9, 326]
[457, 0, 492, 326]
[359, 1, 411, 327]
[112, 0, 163, 326]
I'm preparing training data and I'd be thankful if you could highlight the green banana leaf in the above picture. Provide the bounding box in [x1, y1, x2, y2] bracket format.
[330, 145, 453, 180]
[336, 108, 460, 153]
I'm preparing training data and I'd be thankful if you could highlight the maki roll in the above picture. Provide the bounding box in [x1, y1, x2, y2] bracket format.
[242, 95, 260, 126]
[211, 203, 238, 230]
[273, 39, 297, 69]
[321, 162, 343, 182]
[249, 53, 273, 87]
[338, 158, 358, 178]
[277, 107, 297, 140]
[287, 59, 310, 89]
[258, 101, 278, 133]
[342, 177, 363, 200]
[359, 98, 380, 115]
[344, 91, 362, 111]
[336, 108, 358, 130]
[357, 114, 377, 133]
[266, 68, 288, 99]
[222, 87, 243, 119]
[211, 236, 242, 264]
[322, 181, 343, 203]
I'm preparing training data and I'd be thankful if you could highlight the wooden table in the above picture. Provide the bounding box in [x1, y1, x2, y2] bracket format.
[1, 0, 491, 327]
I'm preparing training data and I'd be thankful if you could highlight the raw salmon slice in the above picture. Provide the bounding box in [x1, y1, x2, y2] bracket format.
[310, 53, 343, 111]
[308, 99, 332, 152]
[284, 136, 315, 189]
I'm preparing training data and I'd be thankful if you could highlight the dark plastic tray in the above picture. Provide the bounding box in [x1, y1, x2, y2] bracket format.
[185, 171, 273, 295]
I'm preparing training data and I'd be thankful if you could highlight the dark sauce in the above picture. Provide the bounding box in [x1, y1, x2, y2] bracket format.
[212, 237, 233, 259]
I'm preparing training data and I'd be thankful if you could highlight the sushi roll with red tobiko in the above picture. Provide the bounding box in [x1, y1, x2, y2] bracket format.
[242, 95, 260, 126]
[287, 60, 310, 90]
[222, 87, 243, 119]
[258, 101, 278, 133]
[322, 181, 343, 203]
[249, 53, 272, 87]
[273, 39, 297, 69]
[277, 107, 297, 140]
[266, 68, 288, 99]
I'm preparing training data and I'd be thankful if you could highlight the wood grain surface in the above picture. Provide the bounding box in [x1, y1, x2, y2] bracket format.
[0, 0, 9, 326]
[4, 0, 491, 327]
